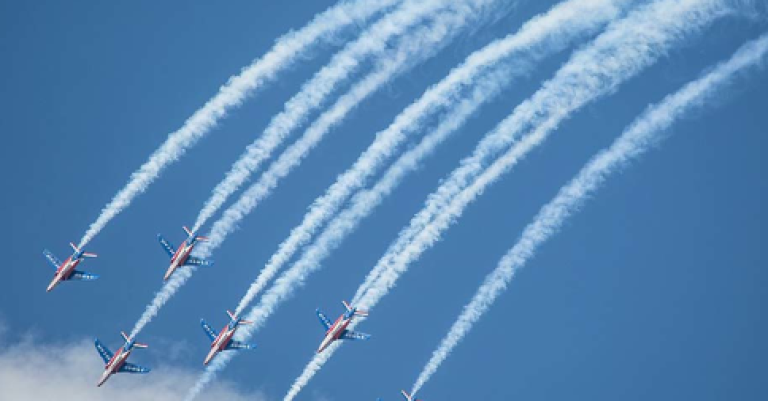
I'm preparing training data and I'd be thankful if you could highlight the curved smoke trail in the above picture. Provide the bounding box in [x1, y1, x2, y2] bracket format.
[410, 32, 768, 395]
[192, 0, 731, 397]
[128, 0, 491, 341]
[231, 0, 630, 320]
[352, 0, 733, 305]
[77, 0, 401, 249]
[191, 0, 464, 233]
[182, 0, 505, 398]
[199, 0, 501, 258]
[280, 0, 639, 397]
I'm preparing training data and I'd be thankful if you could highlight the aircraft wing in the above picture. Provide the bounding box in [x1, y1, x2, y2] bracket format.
[316, 309, 332, 330]
[226, 340, 256, 350]
[185, 256, 213, 267]
[200, 320, 218, 342]
[157, 235, 175, 258]
[119, 362, 151, 374]
[340, 329, 371, 341]
[70, 270, 99, 281]
[94, 339, 113, 364]
[43, 250, 61, 269]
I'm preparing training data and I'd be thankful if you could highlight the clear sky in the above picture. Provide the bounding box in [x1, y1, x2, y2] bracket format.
[1, 1, 767, 400]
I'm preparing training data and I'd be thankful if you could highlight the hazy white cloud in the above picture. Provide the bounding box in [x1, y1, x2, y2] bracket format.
[0, 338, 267, 401]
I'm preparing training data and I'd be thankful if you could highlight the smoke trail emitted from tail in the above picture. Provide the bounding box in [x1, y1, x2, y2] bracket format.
[190, 0, 729, 397]
[128, 0, 489, 344]
[280, 0, 639, 397]
[190, 0, 467, 234]
[183, 0, 505, 399]
[231, 0, 627, 319]
[352, 0, 732, 304]
[410, 32, 768, 395]
[76, 0, 400, 249]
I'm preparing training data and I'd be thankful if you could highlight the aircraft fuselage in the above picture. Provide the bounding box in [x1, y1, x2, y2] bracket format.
[98, 347, 131, 387]
[204, 325, 236, 365]
[47, 255, 81, 292]
[164, 240, 194, 280]
[318, 315, 352, 353]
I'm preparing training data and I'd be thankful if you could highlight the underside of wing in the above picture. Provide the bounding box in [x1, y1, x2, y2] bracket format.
[316, 309, 333, 330]
[186, 256, 213, 267]
[157, 235, 175, 258]
[43, 250, 61, 269]
[226, 340, 256, 350]
[94, 339, 113, 364]
[341, 330, 371, 341]
[70, 270, 99, 281]
[200, 320, 218, 342]
[119, 362, 151, 374]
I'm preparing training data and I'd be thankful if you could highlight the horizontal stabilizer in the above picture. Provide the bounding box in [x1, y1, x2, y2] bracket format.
[69, 243, 96, 257]
[183, 226, 208, 241]
[94, 339, 113, 364]
[201, 319, 218, 342]
[341, 330, 371, 341]
[121, 331, 148, 348]
[342, 300, 368, 317]
[226, 340, 256, 350]
[70, 270, 99, 281]
[227, 310, 252, 325]
[43, 250, 61, 269]
[119, 362, 150, 374]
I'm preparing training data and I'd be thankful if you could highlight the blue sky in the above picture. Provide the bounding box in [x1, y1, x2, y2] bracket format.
[2, 1, 767, 400]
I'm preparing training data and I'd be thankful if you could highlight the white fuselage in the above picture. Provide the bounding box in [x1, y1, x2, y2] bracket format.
[164, 241, 193, 280]
[204, 326, 236, 365]
[97, 347, 131, 387]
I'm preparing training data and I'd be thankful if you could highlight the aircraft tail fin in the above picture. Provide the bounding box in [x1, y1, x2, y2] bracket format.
[70, 242, 97, 258]
[184, 226, 209, 241]
[342, 300, 368, 317]
[121, 331, 148, 348]
[227, 310, 252, 325]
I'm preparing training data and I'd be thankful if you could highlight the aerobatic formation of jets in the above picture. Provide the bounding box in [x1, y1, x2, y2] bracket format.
[43, 233, 410, 398]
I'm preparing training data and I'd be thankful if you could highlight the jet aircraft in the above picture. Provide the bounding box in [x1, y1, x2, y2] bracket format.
[201, 310, 257, 365]
[157, 226, 213, 280]
[42, 242, 98, 292]
[315, 300, 371, 353]
[94, 332, 150, 387]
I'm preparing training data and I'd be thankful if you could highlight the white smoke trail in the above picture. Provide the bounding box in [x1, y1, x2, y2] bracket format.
[193, 0, 728, 395]
[191, 0, 468, 233]
[281, 0, 640, 397]
[410, 32, 768, 395]
[352, 0, 733, 304]
[77, 0, 401, 249]
[198, 0, 501, 257]
[232, 0, 629, 319]
[127, 0, 490, 342]
[183, 0, 505, 398]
